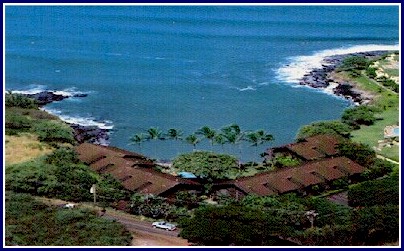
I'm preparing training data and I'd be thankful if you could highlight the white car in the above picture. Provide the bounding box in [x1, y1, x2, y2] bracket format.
[152, 221, 176, 231]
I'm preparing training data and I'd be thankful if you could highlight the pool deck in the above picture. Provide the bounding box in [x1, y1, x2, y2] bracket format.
[384, 125, 400, 138]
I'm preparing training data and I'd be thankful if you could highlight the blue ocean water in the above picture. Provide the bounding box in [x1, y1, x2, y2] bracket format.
[5, 5, 399, 162]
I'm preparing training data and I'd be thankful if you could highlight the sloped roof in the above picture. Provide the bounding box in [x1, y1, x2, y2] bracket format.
[276, 135, 341, 161]
[223, 157, 365, 196]
[75, 143, 200, 195]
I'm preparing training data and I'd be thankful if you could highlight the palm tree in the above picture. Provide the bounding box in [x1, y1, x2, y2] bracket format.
[166, 128, 183, 141]
[245, 130, 274, 162]
[147, 127, 165, 140]
[196, 126, 216, 149]
[185, 134, 200, 151]
[213, 133, 227, 152]
[129, 133, 148, 151]
[221, 123, 245, 156]
[166, 128, 183, 155]
[147, 127, 165, 159]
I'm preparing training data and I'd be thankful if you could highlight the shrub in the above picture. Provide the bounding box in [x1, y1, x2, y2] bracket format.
[352, 204, 399, 245]
[172, 151, 239, 180]
[271, 155, 301, 168]
[5, 112, 33, 135]
[5, 93, 38, 109]
[341, 105, 379, 128]
[45, 147, 80, 166]
[33, 120, 75, 144]
[5, 192, 132, 246]
[337, 141, 376, 167]
[339, 56, 370, 71]
[360, 159, 396, 180]
[348, 173, 398, 207]
[365, 67, 377, 78]
[296, 121, 352, 140]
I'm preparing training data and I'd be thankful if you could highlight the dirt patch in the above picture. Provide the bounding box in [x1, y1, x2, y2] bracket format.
[5, 134, 53, 165]
[130, 231, 189, 246]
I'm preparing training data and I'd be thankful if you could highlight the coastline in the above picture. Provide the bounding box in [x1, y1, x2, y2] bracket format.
[10, 50, 397, 149]
[13, 90, 111, 146]
[297, 50, 395, 105]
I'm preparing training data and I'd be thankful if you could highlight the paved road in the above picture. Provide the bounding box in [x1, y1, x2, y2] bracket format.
[102, 212, 179, 237]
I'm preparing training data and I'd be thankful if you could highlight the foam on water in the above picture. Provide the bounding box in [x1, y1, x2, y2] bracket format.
[9, 84, 47, 95]
[9, 85, 89, 97]
[40, 107, 114, 130]
[237, 86, 257, 91]
[276, 44, 399, 84]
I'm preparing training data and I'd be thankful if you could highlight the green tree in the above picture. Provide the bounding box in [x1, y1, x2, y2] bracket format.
[338, 56, 370, 77]
[33, 120, 75, 144]
[5, 92, 38, 109]
[146, 127, 165, 158]
[5, 192, 132, 246]
[179, 203, 281, 246]
[245, 130, 274, 161]
[337, 141, 376, 167]
[129, 133, 148, 151]
[213, 133, 227, 152]
[221, 124, 245, 162]
[147, 127, 165, 140]
[97, 174, 131, 203]
[296, 120, 352, 140]
[341, 105, 379, 128]
[129, 194, 175, 219]
[348, 173, 399, 207]
[172, 151, 239, 180]
[185, 134, 201, 151]
[45, 147, 80, 167]
[352, 205, 399, 245]
[166, 128, 183, 141]
[196, 126, 216, 148]
[5, 112, 33, 135]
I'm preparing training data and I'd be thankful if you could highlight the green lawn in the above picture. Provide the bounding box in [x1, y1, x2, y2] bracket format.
[349, 66, 399, 161]
[351, 108, 399, 146]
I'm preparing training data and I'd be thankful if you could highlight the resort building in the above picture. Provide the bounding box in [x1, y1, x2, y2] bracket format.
[75, 135, 366, 200]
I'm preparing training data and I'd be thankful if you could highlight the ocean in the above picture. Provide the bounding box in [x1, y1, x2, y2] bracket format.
[5, 5, 399, 162]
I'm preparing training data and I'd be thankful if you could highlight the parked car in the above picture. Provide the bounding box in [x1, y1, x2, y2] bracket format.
[152, 221, 176, 231]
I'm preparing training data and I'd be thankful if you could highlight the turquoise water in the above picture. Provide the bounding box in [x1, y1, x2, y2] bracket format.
[5, 5, 399, 161]
[393, 127, 400, 136]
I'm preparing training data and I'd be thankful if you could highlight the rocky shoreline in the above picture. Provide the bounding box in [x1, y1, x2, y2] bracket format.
[21, 91, 110, 146]
[299, 50, 393, 104]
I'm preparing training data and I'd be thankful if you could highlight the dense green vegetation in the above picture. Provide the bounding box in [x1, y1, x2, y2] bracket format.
[296, 120, 352, 140]
[300, 53, 399, 161]
[130, 124, 273, 160]
[341, 105, 379, 128]
[5, 192, 132, 246]
[5, 52, 399, 246]
[5, 92, 39, 109]
[172, 151, 239, 180]
[6, 147, 130, 203]
[179, 186, 399, 246]
[348, 172, 399, 207]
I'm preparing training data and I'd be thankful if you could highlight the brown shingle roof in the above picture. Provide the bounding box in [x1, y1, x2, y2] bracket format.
[75, 143, 200, 196]
[277, 135, 341, 161]
[221, 156, 365, 196]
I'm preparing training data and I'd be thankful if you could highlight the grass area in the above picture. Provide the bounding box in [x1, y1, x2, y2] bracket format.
[5, 192, 132, 246]
[5, 133, 54, 165]
[384, 68, 399, 77]
[379, 146, 400, 162]
[350, 108, 399, 146]
[346, 54, 399, 161]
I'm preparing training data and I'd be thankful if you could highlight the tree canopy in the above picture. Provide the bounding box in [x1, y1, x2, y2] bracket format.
[296, 120, 352, 140]
[5, 192, 132, 246]
[172, 151, 239, 180]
